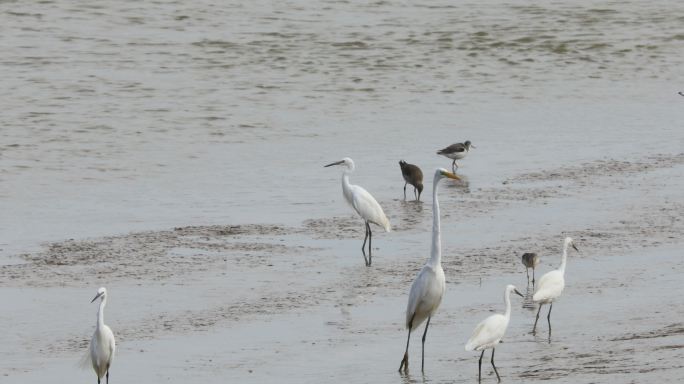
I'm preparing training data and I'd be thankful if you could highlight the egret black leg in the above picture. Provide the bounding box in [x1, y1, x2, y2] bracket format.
[361, 222, 369, 266]
[491, 348, 501, 382]
[547, 302, 553, 340]
[532, 304, 543, 334]
[403, 182, 407, 200]
[399, 316, 414, 373]
[98, 378, 101, 384]
[478, 350, 484, 382]
[421, 316, 431, 372]
[367, 223, 372, 266]
[106, 370, 109, 384]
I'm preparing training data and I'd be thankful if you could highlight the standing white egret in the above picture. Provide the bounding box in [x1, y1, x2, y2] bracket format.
[465, 284, 524, 382]
[87, 287, 116, 384]
[398, 168, 460, 373]
[325, 157, 391, 266]
[532, 237, 579, 336]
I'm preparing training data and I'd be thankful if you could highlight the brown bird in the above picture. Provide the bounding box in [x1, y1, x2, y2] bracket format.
[399, 160, 423, 201]
[436, 140, 474, 173]
[521, 252, 540, 285]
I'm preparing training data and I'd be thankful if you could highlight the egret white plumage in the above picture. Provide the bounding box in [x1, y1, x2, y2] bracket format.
[398, 168, 460, 373]
[521, 252, 540, 285]
[86, 287, 116, 384]
[465, 284, 524, 382]
[532, 237, 579, 336]
[436, 140, 474, 173]
[325, 157, 391, 266]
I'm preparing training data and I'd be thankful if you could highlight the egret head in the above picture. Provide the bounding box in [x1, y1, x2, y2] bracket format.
[324, 157, 355, 171]
[506, 284, 524, 298]
[464, 140, 475, 149]
[435, 168, 461, 181]
[564, 236, 579, 252]
[91, 287, 107, 303]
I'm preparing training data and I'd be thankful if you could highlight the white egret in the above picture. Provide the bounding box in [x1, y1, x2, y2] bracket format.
[436, 140, 474, 172]
[325, 157, 391, 266]
[86, 287, 116, 384]
[532, 237, 579, 336]
[465, 284, 524, 382]
[521, 252, 540, 285]
[398, 168, 460, 373]
[399, 160, 424, 201]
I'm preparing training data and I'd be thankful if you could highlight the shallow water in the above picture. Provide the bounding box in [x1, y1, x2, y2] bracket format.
[1, 0, 684, 383]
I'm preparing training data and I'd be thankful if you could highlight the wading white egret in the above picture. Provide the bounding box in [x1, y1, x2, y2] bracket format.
[436, 140, 474, 172]
[521, 252, 540, 286]
[85, 287, 116, 384]
[532, 237, 579, 336]
[399, 160, 424, 201]
[465, 284, 524, 382]
[325, 157, 391, 266]
[398, 168, 460, 373]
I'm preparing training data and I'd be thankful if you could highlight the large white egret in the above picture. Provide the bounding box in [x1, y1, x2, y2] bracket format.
[398, 168, 460, 373]
[532, 237, 579, 336]
[436, 140, 474, 172]
[465, 284, 524, 382]
[86, 287, 116, 384]
[325, 157, 391, 266]
[398, 160, 423, 201]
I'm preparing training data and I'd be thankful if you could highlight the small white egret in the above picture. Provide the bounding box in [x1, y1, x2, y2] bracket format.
[532, 237, 579, 336]
[86, 287, 116, 384]
[325, 157, 391, 266]
[399, 160, 424, 201]
[436, 140, 474, 172]
[465, 284, 524, 382]
[398, 168, 460, 373]
[521, 252, 540, 285]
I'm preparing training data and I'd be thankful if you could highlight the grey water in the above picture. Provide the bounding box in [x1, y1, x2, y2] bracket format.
[1, 0, 684, 383]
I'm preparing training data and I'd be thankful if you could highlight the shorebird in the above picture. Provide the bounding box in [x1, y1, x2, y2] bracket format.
[436, 140, 474, 173]
[325, 157, 391, 266]
[84, 287, 116, 384]
[532, 237, 579, 337]
[399, 160, 424, 201]
[521, 252, 540, 285]
[465, 285, 524, 382]
[399, 168, 460, 373]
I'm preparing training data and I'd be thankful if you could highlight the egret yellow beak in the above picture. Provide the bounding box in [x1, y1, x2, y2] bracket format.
[441, 171, 461, 180]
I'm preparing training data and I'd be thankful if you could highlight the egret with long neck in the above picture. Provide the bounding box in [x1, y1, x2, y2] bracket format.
[466, 284, 524, 382]
[325, 157, 390, 266]
[398, 168, 460, 373]
[87, 287, 116, 384]
[532, 237, 579, 337]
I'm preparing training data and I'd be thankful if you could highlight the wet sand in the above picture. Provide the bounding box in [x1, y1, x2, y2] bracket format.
[2, 154, 683, 383]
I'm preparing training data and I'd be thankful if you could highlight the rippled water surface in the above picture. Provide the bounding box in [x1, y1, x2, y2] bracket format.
[1, 1, 683, 383]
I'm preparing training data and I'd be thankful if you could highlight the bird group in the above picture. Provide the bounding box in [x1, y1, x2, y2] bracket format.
[325, 140, 582, 382]
[81, 139, 580, 383]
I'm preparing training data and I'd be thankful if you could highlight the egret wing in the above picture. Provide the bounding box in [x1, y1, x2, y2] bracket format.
[465, 314, 506, 351]
[350, 185, 390, 231]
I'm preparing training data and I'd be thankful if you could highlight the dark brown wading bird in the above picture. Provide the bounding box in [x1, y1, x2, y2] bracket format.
[399, 160, 424, 201]
[436, 140, 474, 173]
[521, 252, 540, 285]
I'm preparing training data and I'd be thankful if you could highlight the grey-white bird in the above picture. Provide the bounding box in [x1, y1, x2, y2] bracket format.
[436, 140, 474, 172]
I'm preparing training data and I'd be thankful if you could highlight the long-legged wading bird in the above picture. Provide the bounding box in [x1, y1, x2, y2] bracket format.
[399, 160, 423, 201]
[436, 140, 474, 173]
[521, 252, 540, 285]
[532, 237, 579, 336]
[465, 285, 524, 382]
[398, 168, 460, 373]
[87, 287, 116, 384]
[325, 157, 391, 266]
